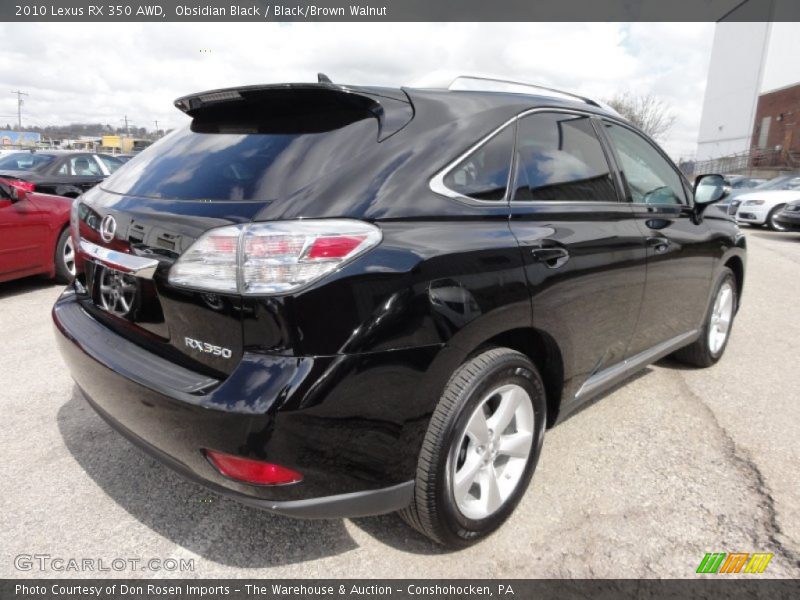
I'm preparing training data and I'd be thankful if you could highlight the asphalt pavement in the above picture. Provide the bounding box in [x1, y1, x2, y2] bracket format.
[1, 230, 799, 578]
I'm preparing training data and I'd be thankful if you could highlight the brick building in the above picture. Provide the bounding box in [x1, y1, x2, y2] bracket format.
[751, 83, 800, 164]
[696, 13, 800, 162]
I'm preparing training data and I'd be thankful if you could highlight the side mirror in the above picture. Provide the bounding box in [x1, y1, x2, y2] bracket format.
[694, 173, 730, 205]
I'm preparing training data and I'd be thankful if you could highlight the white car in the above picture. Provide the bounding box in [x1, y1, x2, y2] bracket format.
[735, 174, 800, 231]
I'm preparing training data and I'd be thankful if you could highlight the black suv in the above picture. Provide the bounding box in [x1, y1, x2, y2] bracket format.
[53, 77, 746, 546]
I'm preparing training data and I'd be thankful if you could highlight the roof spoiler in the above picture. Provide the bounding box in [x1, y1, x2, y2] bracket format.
[173, 83, 412, 141]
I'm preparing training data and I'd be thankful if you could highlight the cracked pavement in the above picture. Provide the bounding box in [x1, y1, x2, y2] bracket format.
[1, 230, 799, 578]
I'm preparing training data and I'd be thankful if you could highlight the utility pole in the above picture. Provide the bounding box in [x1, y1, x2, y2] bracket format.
[10, 90, 28, 129]
[153, 119, 159, 138]
[122, 115, 130, 136]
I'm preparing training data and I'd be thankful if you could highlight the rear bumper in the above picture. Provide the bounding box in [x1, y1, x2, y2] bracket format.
[52, 288, 435, 517]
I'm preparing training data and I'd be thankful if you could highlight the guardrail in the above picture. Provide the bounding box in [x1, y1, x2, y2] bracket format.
[683, 148, 799, 177]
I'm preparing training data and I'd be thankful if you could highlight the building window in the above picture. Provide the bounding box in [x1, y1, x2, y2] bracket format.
[758, 116, 771, 149]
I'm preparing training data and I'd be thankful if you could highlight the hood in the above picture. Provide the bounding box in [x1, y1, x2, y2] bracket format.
[734, 190, 800, 203]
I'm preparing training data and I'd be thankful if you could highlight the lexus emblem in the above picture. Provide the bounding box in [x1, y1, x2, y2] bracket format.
[100, 215, 117, 243]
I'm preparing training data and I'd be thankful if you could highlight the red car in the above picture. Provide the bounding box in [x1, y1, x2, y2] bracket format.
[0, 178, 74, 284]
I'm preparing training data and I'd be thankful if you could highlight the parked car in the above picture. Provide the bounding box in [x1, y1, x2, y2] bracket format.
[0, 178, 74, 284]
[726, 174, 766, 190]
[52, 77, 746, 547]
[734, 173, 800, 230]
[774, 200, 800, 232]
[0, 151, 123, 199]
[113, 154, 137, 163]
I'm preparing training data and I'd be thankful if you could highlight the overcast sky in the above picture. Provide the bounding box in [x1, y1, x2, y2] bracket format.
[0, 22, 714, 158]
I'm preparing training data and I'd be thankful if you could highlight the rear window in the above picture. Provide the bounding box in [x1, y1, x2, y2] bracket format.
[0, 153, 55, 171]
[101, 119, 377, 201]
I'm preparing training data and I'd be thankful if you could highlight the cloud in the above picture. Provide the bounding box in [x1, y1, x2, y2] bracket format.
[0, 22, 713, 158]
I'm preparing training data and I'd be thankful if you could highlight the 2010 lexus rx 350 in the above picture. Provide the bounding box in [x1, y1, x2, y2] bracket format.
[53, 76, 746, 546]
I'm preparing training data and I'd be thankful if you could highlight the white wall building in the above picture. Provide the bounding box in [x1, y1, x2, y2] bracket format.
[696, 19, 800, 161]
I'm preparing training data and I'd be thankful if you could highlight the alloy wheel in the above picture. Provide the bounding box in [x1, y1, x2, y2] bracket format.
[98, 267, 137, 316]
[708, 281, 734, 355]
[63, 236, 76, 277]
[770, 211, 787, 232]
[451, 383, 534, 520]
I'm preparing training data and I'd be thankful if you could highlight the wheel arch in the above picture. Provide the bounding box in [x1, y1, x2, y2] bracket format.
[471, 328, 564, 427]
[426, 323, 565, 428]
[724, 254, 744, 312]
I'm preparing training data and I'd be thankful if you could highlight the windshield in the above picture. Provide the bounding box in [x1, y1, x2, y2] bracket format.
[752, 174, 800, 191]
[97, 154, 123, 173]
[101, 120, 377, 201]
[0, 152, 55, 172]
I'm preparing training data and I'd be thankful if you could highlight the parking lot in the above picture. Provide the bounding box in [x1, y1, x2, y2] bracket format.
[1, 230, 799, 579]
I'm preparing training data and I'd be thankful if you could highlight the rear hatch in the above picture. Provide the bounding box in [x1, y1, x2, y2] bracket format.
[73, 83, 412, 377]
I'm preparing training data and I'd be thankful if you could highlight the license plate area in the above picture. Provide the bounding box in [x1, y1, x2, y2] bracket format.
[93, 263, 141, 318]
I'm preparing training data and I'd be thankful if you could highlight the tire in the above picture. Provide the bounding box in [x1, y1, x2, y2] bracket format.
[54, 228, 76, 284]
[767, 205, 787, 232]
[399, 347, 547, 546]
[673, 267, 737, 368]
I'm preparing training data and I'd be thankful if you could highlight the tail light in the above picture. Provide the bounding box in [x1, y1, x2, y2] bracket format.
[204, 449, 303, 485]
[169, 219, 381, 295]
[1, 178, 35, 201]
[9, 180, 35, 194]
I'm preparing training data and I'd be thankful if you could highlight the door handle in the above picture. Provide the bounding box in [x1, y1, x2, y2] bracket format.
[646, 236, 671, 253]
[531, 245, 570, 268]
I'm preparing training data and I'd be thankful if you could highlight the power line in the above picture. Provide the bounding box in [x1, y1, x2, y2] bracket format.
[10, 90, 28, 129]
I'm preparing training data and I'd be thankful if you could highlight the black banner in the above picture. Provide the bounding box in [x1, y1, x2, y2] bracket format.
[2, 0, 800, 22]
[3, 579, 800, 600]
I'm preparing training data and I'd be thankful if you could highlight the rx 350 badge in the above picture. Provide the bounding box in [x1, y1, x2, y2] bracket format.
[184, 337, 232, 359]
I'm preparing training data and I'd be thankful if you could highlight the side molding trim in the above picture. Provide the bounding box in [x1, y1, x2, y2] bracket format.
[575, 329, 699, 402]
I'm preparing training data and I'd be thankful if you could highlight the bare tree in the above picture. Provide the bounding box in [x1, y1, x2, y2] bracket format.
[604, 92, 677, 141]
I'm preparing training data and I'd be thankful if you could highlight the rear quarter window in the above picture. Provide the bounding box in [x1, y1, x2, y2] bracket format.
[441, 125, 514, 201]
[101, 119, 378, 201]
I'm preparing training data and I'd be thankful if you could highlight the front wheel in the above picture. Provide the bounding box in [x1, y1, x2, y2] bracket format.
[673, 267, 737, 367]
[767, 205, 787, 231]
[399, 347, 546, 546]
[54, 228, 76, 284]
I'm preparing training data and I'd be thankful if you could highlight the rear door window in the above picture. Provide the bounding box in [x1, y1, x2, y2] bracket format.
[66, 155, 104, 177]
[512, 112, 618, 202]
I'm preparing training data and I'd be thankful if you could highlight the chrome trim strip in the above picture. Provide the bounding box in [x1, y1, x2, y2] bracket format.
[79, 240, 160, 280]
[429, 106, 622, 206]
[574, 330, 699, 402]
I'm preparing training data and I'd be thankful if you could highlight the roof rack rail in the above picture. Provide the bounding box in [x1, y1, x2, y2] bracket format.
[446, 75, 603, 108]
[411, 73, 618, 113]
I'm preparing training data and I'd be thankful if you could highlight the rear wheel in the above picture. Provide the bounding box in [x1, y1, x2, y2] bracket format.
[399, 347, 546, 546]
[54, 228, 76, 284]
[767, 205, 787, 231]
[673, 267, 737, 367]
